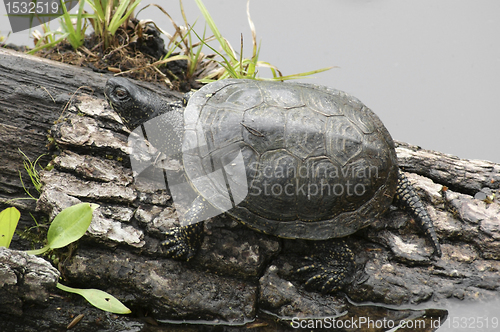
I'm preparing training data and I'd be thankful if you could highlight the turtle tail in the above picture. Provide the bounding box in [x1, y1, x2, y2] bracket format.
[394, 169, 442, 257]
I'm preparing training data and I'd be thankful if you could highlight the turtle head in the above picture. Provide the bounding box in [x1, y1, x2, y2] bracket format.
[105, 77, 167, 131]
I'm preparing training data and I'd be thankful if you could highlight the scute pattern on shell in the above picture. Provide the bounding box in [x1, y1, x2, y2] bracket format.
[182, 79, 399, 240]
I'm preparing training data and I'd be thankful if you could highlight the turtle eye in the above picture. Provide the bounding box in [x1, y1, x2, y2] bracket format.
[115, 88, 128, 99]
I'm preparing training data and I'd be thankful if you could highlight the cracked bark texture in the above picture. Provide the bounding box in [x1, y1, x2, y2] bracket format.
[1, 48, 499, 331]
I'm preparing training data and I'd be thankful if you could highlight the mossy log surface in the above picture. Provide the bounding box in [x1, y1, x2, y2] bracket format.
[1, 48, 499, 331]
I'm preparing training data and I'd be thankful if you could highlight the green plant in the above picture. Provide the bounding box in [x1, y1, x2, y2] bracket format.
[155, 1, 213, 82]
[128, 0, 331, 84]
[17, 150, 45, 200]
[60, 0, 88, 50]
[29, 0, 88, 54]
[194, 0, 332, 82]
[25, 202, 98, 255]
[28, 0, 140, 53]
[119, 1, 216, 85]
[0, 207, 20, 248]
[2, 155, 130, 314]
[0, 203, 131, 314]
[87, 0, 142, 49]
[31, 22, 60, 50]
[57, 282, 131, 314]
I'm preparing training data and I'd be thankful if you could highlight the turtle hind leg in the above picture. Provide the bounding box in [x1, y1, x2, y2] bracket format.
[394, 169, 442, 257]
[294, 240, 356, 294]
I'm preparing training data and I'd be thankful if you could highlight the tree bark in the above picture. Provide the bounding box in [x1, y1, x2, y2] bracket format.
[1, 48, 499, 331]
[0, 47, 180, 229]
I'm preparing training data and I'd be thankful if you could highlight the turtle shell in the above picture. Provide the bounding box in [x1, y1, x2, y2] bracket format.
[182, 79, 398, 240]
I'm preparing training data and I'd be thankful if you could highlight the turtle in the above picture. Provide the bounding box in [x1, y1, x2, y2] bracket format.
[104, 77, 441, 293]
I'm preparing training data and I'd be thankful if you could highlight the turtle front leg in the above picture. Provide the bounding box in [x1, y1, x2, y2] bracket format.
[295, 240, 356, 294]
[161, 195, 212, 261]
[161, 222, 204, 261]
[394, 169, 442, 257]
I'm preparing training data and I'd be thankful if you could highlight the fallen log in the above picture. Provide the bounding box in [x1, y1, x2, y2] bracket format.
[1, 48, 499, 331]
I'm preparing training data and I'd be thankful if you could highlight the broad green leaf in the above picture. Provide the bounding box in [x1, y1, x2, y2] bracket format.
[47, 203, 99, 249]
[0, 207, 20, 248]
[57, 283, 131, 314]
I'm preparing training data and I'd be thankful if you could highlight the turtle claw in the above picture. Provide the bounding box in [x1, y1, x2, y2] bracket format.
[160, 223, 204, 261]
[161, 232, 192, 260]
[299, 264, 352, 293]
[295, 240, 356, 294]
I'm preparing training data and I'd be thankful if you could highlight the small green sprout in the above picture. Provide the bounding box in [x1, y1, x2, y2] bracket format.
[29, 0, 88, 54]
[18, 149, 45, 200]
[194, 0, 333, 82]
[29, 0, 141, 53]
[25, 202, 99, 255]
[57, 283, 132, 314]
[0, 203, 131, 315]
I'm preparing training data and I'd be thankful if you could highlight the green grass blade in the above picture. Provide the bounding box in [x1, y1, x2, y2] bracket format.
[188, 25, 207, 76]
[86, 0, 105, 20]
[255, 62, 334, 81]
[27, 33, 69, 54]
[194, 0, 237, 62]
[57, 283, 131, 314]
[47, 203, 99, 249]
[108, 0, 142, 35]
[60, 0, 75, 35]
[59, 0, 85, 50]
[105, 0, 126, 34]
[75, 0, 87, 38]
[191, 28, 240, 78]
[194, 0, 223, 47]
[18, 169, 36, 200]
[247, 40, 262, 78]
[0, 207, 20, 248]
[276, 66, 334, 80]
[104, 0, 114, 34]
[117, 0, 143, 29]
